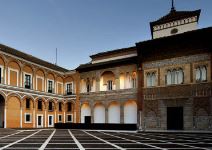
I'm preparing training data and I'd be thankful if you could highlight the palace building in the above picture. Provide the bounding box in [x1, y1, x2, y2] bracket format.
[0, 5, 211, 130]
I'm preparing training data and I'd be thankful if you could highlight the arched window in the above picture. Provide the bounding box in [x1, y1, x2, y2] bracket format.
[177, 69, 184, 84]
[196, 66, 207, 82]
[147, 73, 151, 87]
[201, 66, 207, 81]
[171, 69, 176, 84]
[196, 67, 201, 81]
[151, 73, 156, 86]
[167, 70, 172, 85]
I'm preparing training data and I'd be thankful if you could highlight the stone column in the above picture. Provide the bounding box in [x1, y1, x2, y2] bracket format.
[33, 106, 35, 128]
[90, 102, 94, 123]
[105, 106, 108, 123]
[4, 104, 7, 128]
[20, 107, 22, 128]
[120, 102, 124, 124]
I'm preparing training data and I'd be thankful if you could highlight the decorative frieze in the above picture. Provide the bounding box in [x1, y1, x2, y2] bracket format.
[143, 54, 210, 69]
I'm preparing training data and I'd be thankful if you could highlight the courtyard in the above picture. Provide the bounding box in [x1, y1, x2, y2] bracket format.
[0, 129, 211, 150]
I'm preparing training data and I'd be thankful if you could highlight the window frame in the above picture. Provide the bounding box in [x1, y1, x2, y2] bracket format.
[24, 72, 32, 89]
[24, 113, 32, 123]
[66, 114, 72, 123]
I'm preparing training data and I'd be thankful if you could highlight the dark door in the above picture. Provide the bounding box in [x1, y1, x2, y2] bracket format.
[85, 116, 91, 124]
[167, 107, 183, 130]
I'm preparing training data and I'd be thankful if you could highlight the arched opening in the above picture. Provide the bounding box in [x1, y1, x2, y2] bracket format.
[108, 101, 120, 123]
[100, 71, 115, 91]
[81, 103, 91, 123]
[124, 100, 137, 124]
[94, 103, 105, 123]
[7, 96, 21, 128]
[0, 94, 5, 128]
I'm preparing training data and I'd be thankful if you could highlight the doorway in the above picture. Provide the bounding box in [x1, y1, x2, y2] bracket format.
[167, 107, 183, 130]
[48, 115, 54, 127]
[0, 95, 5, 128]
[37, 114, 43, 128]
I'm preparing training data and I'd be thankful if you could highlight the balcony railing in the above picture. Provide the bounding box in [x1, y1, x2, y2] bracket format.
[143, 82, 212, 100]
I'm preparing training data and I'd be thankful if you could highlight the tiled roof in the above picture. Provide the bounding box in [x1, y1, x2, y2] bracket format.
[0, 44, 69, 72]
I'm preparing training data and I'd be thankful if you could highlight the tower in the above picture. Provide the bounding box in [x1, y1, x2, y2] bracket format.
[150, 1, 201, 39]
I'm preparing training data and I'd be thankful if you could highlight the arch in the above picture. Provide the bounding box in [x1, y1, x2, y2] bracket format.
[0, 94, 5, 128]
[7, 96, 21, 128]
[0, 54, 6, 66]
[81, 103, 91, 123]
[22, 95, 35, 109]
[47, 72, 55, 80]
[23, 64, 33, 74]
[124, 100, 137, 124]
[8, 60, 21, 70]
[94, 102, 105, 123]
[100, 71, 115, 91]
[7, 92, 22, 107]
[35, 97, 46, 110]
[36, 69, 45, 77]
[64, 76, 74, 83]
[56, 76, 64, 83]
[108, 101, 120, 123]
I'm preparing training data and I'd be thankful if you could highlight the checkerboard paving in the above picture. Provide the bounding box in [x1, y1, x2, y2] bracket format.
[0, 129, 211, 150]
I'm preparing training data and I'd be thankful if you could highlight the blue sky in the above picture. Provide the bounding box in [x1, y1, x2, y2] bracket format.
[0, 0, 211, 70]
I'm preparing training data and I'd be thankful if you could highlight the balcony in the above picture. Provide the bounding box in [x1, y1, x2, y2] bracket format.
[80, 88, 137, 101]
[143, 82, 212, 100]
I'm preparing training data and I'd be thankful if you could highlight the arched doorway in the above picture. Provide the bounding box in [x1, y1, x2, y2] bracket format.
[124, 100, 137, 124]
[0, 94, 5, 128]
[94, 103, 105, 123]
[108, 101, 120, 123]
[81, 103, 91, 123]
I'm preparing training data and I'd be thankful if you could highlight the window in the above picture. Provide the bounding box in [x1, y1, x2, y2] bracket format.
[38, 100, 42, 110]
[107, 80, 113, 90]
[26, 98, 30, 109]
[25, 113, 31, 123]
[86, 79, 90, 93]
[67, 114, 72, 122]
[59, 102, 62, 111]
[66, 83, 73, 95]
[196, 66, 207, 82]
[131, 72, 137, 88]
[25, 74, 31, 89]
[67, 102, 72, 112]
[166, 68, 184, 85]
[87, 84, 90, 93]
[48, 80, 53, 93]
[49, 101, 53, 111]
[58, 114, 62, 122]
[146, 72, 156, 87]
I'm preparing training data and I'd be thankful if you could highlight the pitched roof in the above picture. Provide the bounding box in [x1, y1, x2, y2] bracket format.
[150, 9, 201, 26]
[90, 46, 136, 59]
[0, 44, 69, 72]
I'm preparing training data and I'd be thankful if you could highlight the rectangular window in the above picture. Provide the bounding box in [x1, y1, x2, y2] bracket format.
[107, 80, 113, 91]
[59, 102, 62, 111]
[67, 102, 72, 112]
[25, 113, 31, 123]
[67, 114, 72, 122]
[38, 100, 42, 110]
[25, 74, 31, 89]
[48, 80, 53, 93]
[67, 83, 72, 95]
[49, 102, 53, 111]
[26, 98, 30, 109]
[58, 115, 62, 122]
